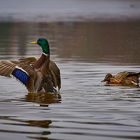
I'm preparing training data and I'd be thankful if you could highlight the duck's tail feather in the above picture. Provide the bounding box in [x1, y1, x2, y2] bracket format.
[126, 72, 140, 77]
[11, 66, 30, 86]
[131, 80, 139, 86]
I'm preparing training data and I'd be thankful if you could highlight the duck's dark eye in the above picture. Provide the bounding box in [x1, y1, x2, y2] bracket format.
[37, 39, 42, 45]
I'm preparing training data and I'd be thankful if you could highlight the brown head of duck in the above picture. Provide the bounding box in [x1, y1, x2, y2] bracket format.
[101, 73, 113, 83]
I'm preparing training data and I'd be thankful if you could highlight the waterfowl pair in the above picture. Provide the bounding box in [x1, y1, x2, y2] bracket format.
[102, 71, 140, 86]
[0, 38, 61, 93]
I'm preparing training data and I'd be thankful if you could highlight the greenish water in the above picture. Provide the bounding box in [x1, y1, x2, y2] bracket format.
[0, 21, 140, 140]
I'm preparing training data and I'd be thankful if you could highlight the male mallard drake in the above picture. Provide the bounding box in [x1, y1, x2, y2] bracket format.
[102, 71, 140, 86]
[0, 38, 61, 93]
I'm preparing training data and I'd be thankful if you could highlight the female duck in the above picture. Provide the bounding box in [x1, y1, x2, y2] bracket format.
[0, 38, 61, 93]
[102, 71, 140, 86]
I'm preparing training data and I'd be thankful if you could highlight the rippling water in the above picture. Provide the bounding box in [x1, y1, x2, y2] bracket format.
[0, 20, 140, 140]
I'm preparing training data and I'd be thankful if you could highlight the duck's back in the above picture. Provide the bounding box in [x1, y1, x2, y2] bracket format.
[114, 71, 129, 81]
[115, 71, 140, 86]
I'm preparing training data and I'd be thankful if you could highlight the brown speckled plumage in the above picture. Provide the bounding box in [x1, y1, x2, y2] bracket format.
[102, 71, 140, 86]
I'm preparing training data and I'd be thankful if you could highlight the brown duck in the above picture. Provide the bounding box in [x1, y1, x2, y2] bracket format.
[102, 71, 140, 86]
[0, 38, 61, 93]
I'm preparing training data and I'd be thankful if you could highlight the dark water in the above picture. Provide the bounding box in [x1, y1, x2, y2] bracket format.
[0, 21, 140, 140]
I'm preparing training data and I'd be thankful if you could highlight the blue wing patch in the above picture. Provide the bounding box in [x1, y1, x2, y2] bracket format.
[12, 68, 29, 85]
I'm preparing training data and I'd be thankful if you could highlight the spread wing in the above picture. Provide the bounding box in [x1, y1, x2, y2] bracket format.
[0, 61, 16, 77]
[49, 61, 61, 90]
[17, 57, 61, 89]
[11, 57, 37, 66]
[0, 60, 33, 86]
[20, 57, 61, 89]
[0, 57, 61, 90]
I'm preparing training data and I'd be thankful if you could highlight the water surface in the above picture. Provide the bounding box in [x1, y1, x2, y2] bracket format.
[0, 21, 140, 140]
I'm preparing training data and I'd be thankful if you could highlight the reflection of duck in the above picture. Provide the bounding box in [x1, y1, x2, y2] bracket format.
[26, 120, 52, 128]
[102, 71, 140, 86]
[0, 38, 61, 93]
[26, 92, 61, 104]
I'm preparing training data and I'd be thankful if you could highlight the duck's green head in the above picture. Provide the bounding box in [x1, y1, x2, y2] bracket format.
[31, 38, 50, 55]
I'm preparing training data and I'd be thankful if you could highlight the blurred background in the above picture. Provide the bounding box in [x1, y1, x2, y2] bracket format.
[0, 0, 140, 22]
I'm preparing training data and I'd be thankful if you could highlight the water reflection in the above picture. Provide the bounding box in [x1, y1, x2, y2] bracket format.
[0, 116, 52, 139]
[2, 117, 52, 128]
[0, 21, 140, 140]
[26, 92, 61, 105]
[0, 21, 140, 64]
[26, 120, 52, 128]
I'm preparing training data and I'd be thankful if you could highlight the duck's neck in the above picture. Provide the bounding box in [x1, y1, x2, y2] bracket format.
[42, 45, 50, 56]
[33, 53, 50, 69]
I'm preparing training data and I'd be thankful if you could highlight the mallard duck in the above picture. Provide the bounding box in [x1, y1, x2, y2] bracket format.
[0, 38, 61, 93]
[102, 71, 140, 86]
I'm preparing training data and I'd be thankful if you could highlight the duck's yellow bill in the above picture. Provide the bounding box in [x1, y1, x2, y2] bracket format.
[30, 41, 37, 44]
